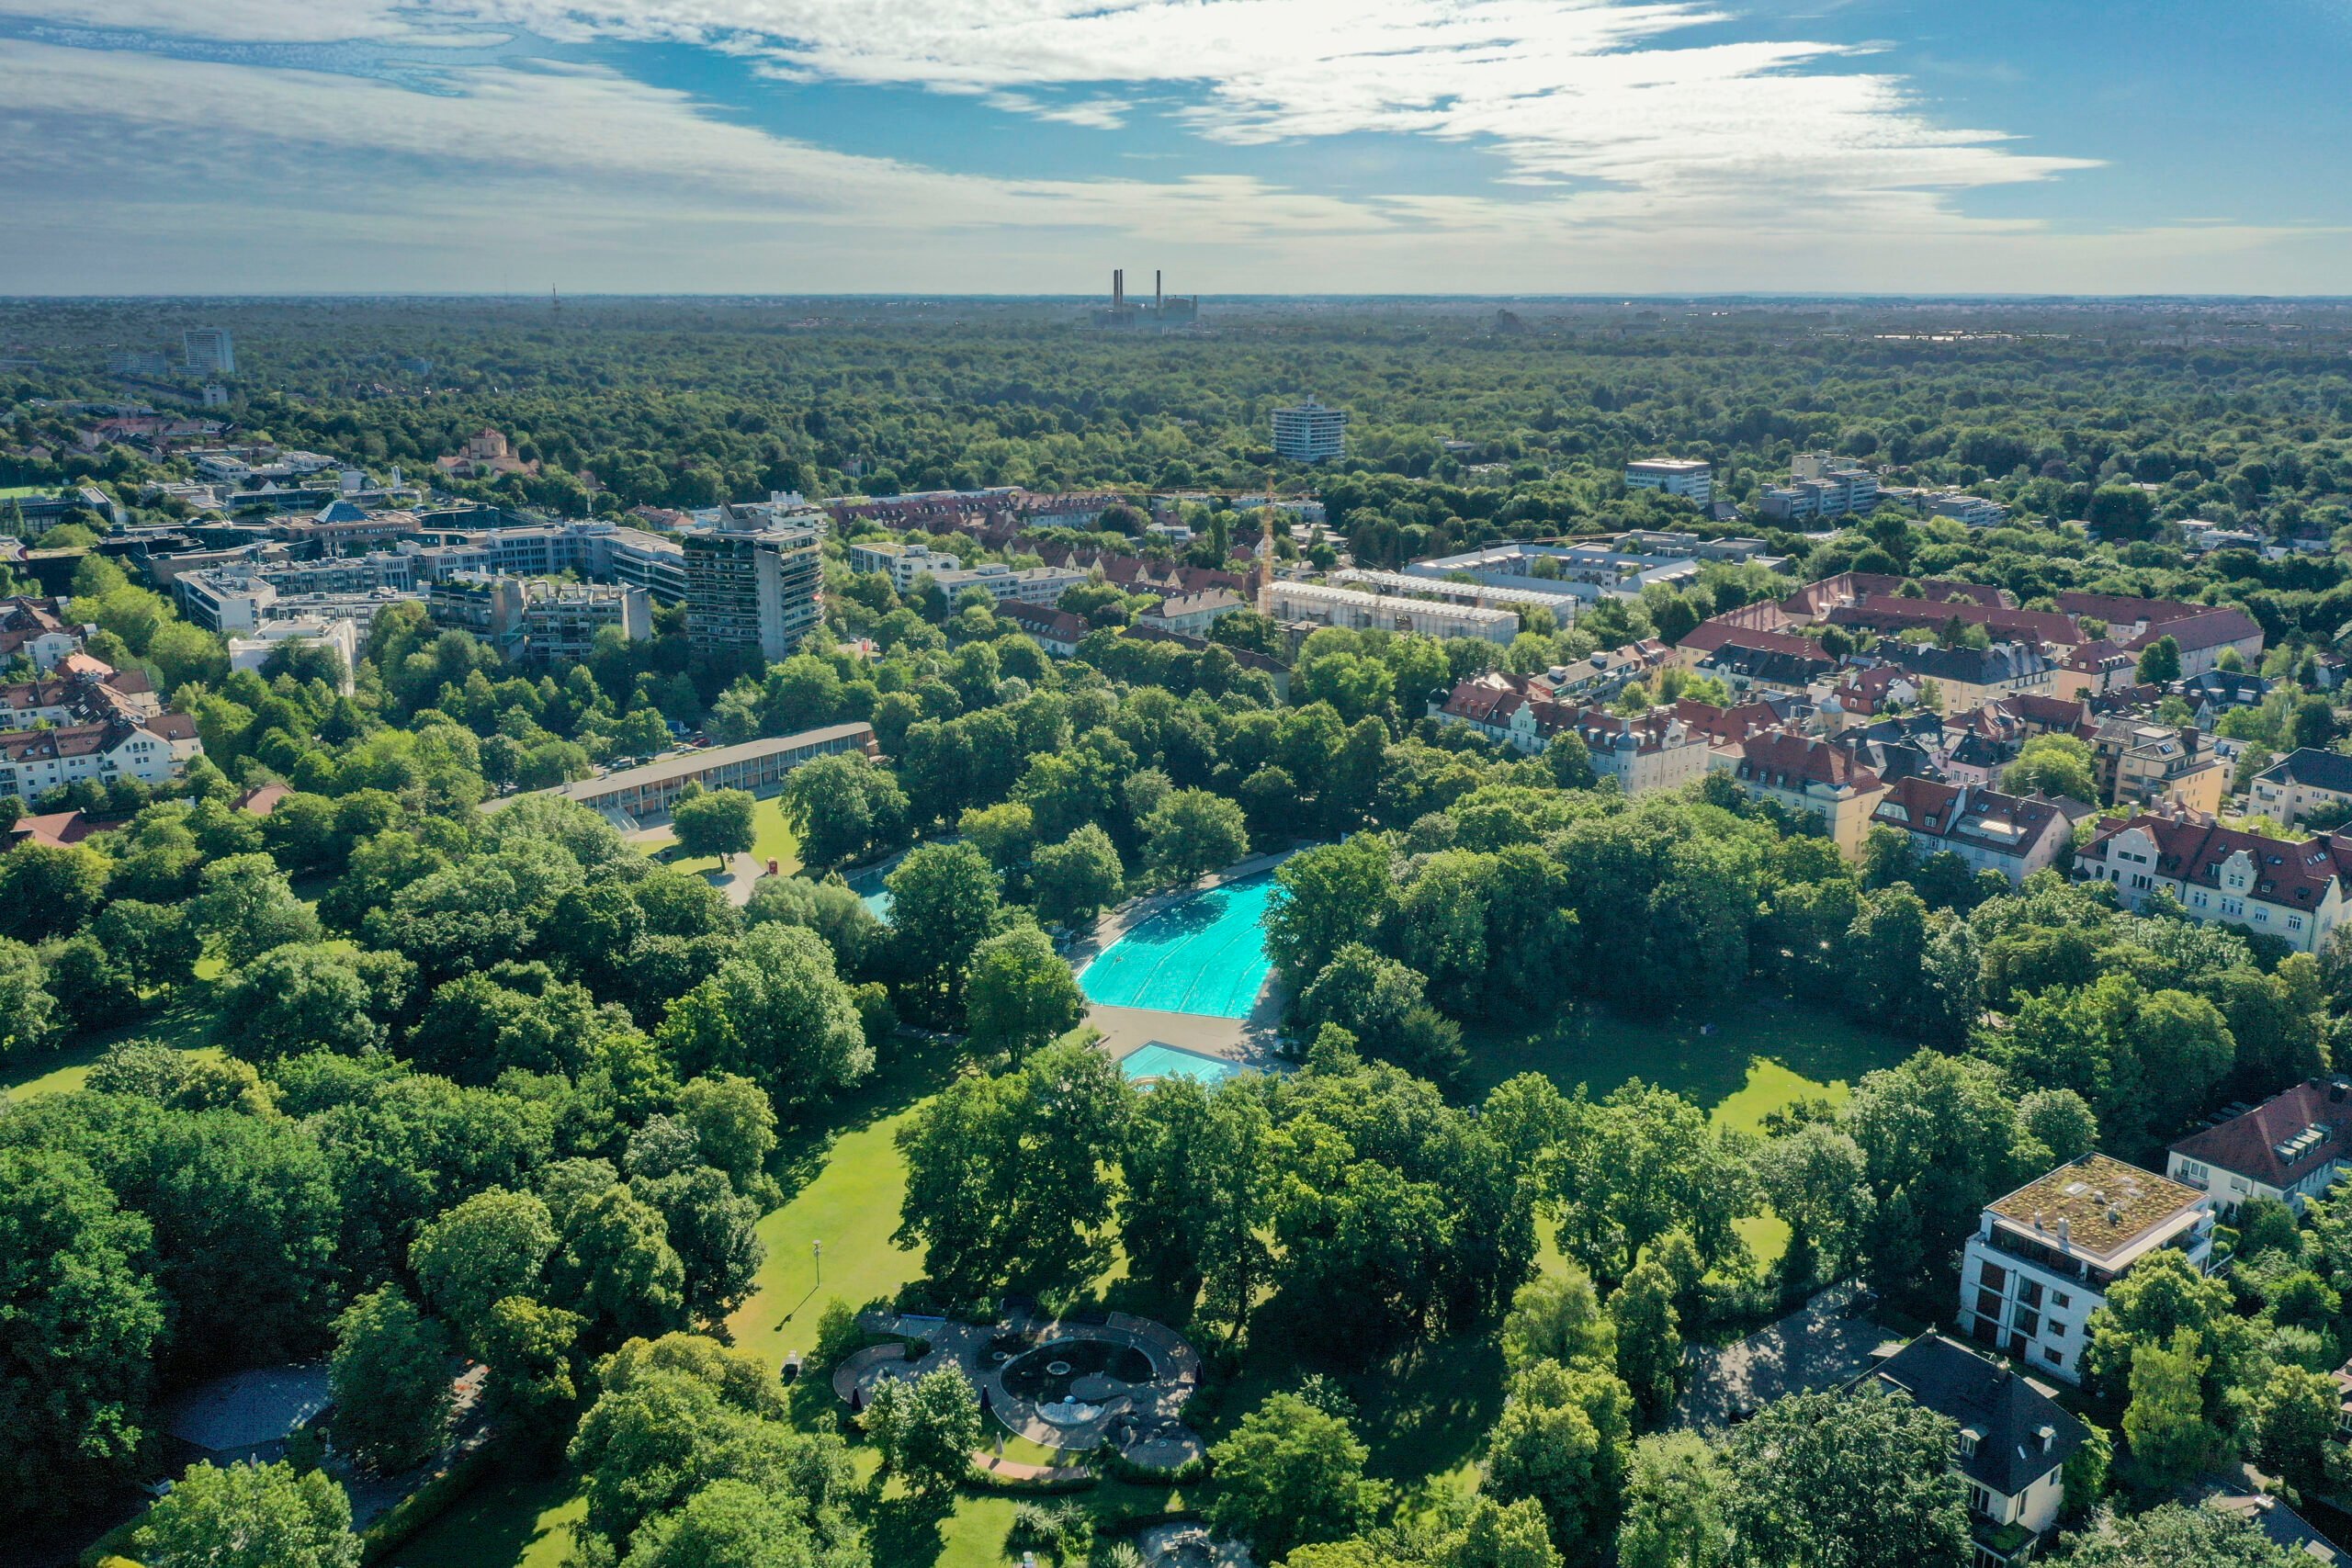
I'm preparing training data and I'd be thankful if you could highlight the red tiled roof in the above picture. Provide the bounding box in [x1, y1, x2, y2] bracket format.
[2172, 1079, 2352, 1191]
[997, 601, 1090, 643]
[2084, 815, 2344, 909]
[1677, 622, 1826, 660]
[1828, 594, 2077, 646]
[1673, 699, 1780, 744]
[2055, 592, 2205, 626]
[5, 809, 106, 849]
[1873, 777, 2064, 857]
[1736, 730, 1883, 792]
[236, 783, 294, 817]
[2127, 607, 2264, 656]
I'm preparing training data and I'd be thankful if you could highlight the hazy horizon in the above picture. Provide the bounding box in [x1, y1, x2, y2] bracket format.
[4, 0, 2346, 297]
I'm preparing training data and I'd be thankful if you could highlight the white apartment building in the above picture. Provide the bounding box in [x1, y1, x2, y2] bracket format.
[845, 540, 959, 593]
[1761, 454, 1882, 523]
[1137, 590, 1245, 637]
[2167, 1079, 2352, 1217]
[2074, 814, 2347, 955]
[1959, 1153, 2214, 1384]
[1272, 399, 1349, 464]
[1623, 458, 1713, 504]
[0, 713, 202, 798]
[929, 562, 1091, 607]
[227, 617, 360, 695]
[1264, 580, 1518, 645]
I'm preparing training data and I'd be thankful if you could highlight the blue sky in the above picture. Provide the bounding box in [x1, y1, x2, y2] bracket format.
[0, 0, 2345, 294]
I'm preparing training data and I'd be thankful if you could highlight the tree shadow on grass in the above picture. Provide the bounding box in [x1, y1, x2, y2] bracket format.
[861, 1490, 957, 1568]
[769, 1033, 975, 1205]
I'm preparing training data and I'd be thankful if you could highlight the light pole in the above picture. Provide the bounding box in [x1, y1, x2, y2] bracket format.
[813, 1238, 822, 1293]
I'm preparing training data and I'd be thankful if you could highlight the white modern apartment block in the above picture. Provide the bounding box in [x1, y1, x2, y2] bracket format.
[1272, 399, 1349, 464]
[1760, 453, 1881, 522]
[1623, 458, 1713, 504]
[845, 540, 960, 593]
[929, 562, 1091, 606]
[183, 328, 235, 376]
[1958, 1153, 2214, 1384]
[1264, 580, 1518, 644]
[227, 616, 361, 695]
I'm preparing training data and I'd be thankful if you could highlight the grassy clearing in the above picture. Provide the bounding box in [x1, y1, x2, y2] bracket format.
[722, 1045, 947, 1373]
[1464, 998, 1905, 1274]
[1, 998, 222, 1101]
[644, 795, 803, 880]
[386, 1473, 585, 1568]
[1463, 995, 1905, 1124]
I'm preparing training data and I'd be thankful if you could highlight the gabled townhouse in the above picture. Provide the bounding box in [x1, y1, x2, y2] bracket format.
[1851, 1335, 2086, 1568]
[1432, 672, 1579, 754]
[1559, 705, 1713, 796]
[1815, 665, 1923, 729]
[1960, 1153, 2215, 1384]
[0, 596, 85, 671]
[2074, 813, 2349, 953]
[0, 712, 201, 798]
[1727, 730, 1889, 858]
[2248, 748, 2352, 828]
[1871, 779, 2075, 885]
[2167, 1078, 2352, 1216]
[1694, 641, 1838, 697]
[2052, 639, 2132, 701]
[1825, 594, 2077, 651]
[2176, 669, 2270, 729]
[1879, 640, 2057, 714]
[1137, 589, 1246, 637]
[996, 600, 1091, 659]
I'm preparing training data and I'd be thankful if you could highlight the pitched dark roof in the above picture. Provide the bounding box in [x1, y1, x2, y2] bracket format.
[2259, 748, 2352, 795]
[1880, 639, 2051, 685]
[1864, 1336, 2084, 1497]
[2171, 1078, 2352, 1191]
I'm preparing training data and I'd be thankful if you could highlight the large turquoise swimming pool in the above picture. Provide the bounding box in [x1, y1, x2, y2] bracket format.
[1080, 874, 1274, 1019]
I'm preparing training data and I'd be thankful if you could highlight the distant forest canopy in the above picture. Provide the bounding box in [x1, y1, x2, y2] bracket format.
[8, 297, 2352, 553]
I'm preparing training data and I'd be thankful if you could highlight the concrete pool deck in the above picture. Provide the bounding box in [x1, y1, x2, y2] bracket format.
[1069, 851, 1299, 1073]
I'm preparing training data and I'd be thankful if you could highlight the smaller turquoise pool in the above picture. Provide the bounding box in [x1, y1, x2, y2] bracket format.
[1080, 873, 1274, 1018]
[845, 866, 893, 920]
[1120, 1043, 1238, 1086]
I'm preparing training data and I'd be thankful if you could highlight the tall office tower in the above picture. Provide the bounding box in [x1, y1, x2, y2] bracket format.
[683, 520, 822, 661]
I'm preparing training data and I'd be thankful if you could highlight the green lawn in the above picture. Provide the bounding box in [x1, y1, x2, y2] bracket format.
[385, 1474, 584, 1568]
[645, 795, 803, 879]
[1462, 996, 1905, 1126]
[1, 998, 222, 1102]
[1464, 998, 1908, 1273]
[722, 1047, 944, 1372]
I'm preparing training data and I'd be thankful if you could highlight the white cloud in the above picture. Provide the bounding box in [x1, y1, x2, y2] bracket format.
[0, 4, 2337, 291]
